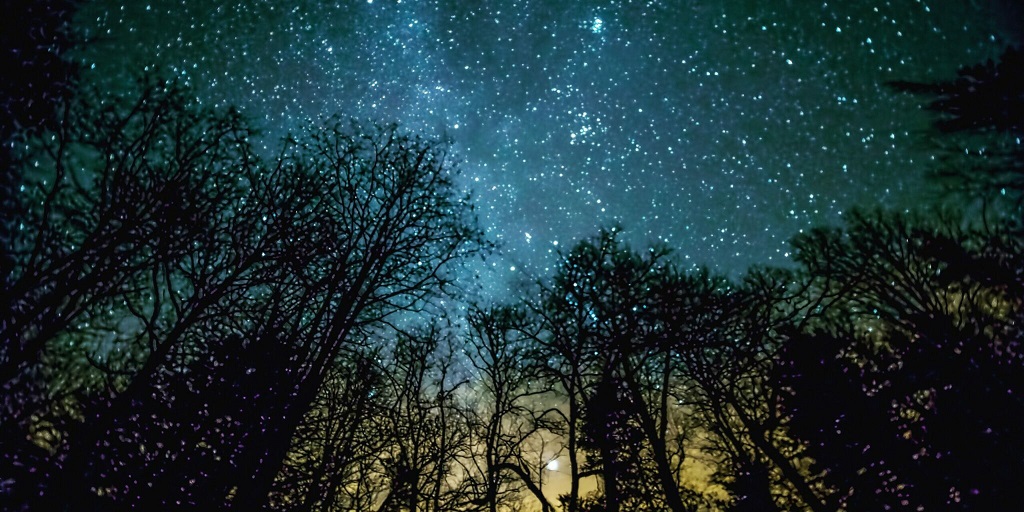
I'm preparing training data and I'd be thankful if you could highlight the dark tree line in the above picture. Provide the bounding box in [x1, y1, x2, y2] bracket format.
[777, 210, 1024, 510]
[2, 13, 1022, 511]
[0, 75, 486, 510]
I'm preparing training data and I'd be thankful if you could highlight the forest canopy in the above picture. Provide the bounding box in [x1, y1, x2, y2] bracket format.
[1, 3, 1022, 511]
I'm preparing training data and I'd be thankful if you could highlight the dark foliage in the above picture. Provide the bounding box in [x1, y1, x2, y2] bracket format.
[889, 46, 1024, 217]
[777, 211, 1024, 510]
[0, 0, 80, 138]
[1, 0, 82, 311]
[888, 46, 1024, 134]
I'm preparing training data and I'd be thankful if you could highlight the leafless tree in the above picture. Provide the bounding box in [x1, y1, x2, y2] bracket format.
[463, 305, 554, 512]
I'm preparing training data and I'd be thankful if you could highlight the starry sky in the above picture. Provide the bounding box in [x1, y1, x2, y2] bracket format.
[72, 0, 1021, 294]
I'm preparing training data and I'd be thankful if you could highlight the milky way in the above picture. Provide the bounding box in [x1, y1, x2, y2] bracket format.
[74, 0, 1021, 295]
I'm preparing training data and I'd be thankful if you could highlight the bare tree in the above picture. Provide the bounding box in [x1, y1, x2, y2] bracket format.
[1, 78, 258, 405]
[374, 325, 473, 512]
[1, 77, 267, 510]
[269, 350, 388, 512]
[675, 267, 830, 512]
[2, 75, 486, 510]
[224, 117, 485, 511]
[532, 229, 706, 512]
[463, 305, 554, 512]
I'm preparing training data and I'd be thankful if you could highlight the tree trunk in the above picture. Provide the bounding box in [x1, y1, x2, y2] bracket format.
[732, 397, 832, 512]
[623, 361, 694, 512]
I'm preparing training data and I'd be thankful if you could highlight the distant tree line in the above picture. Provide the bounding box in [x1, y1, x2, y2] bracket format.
[1, 9, 1021, 511]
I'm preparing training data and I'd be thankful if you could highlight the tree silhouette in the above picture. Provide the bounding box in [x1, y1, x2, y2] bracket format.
[1, 78, 264, 510]
[1, 0, 81, 280]
[221, 116, 485, 511]
[0, 0, 79, 139]
[889, 46, 1024, 218]
[0, 74, 486, 510]
[579, 372, 663, 512]
[1, 77, 254, 404]
[534, 228, 713, 512]
[373, 326, 473, 512]
[888, 47, 1024, 135]
[776, 209, 1024, 510]
[269, 351, 386, 511]
[679, 267, 827, 512]
[464, 305, 554, 512]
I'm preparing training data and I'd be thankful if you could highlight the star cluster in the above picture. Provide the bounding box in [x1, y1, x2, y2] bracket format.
[74, 0, 1021, 292]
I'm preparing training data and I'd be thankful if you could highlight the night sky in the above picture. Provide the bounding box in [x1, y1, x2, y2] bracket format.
[72, 0, 1022, 294]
